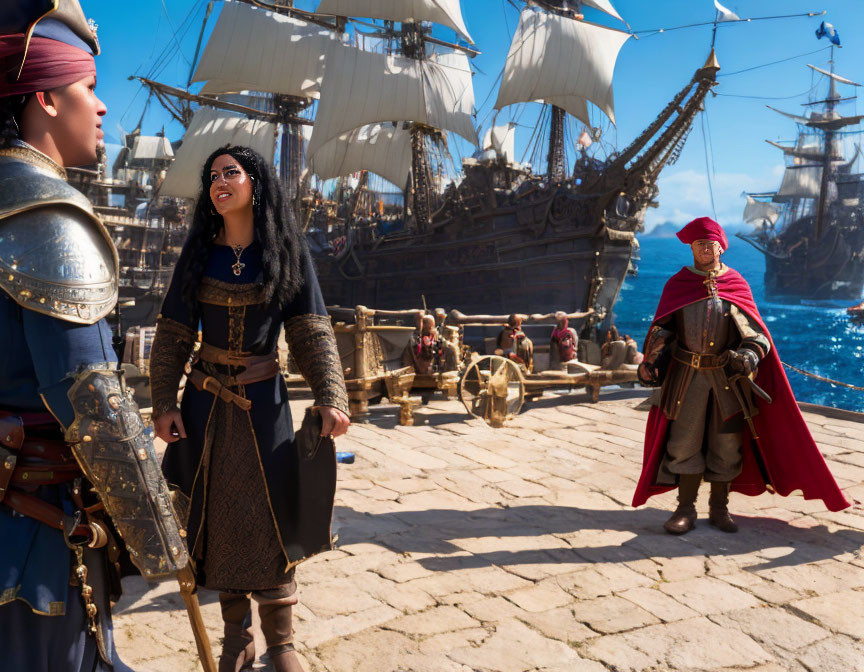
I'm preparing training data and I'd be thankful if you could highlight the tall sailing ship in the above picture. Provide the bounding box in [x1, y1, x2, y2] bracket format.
[739, 50, 864, 303]
[67, 131, 187, 327]
[135, 0, 718, 342]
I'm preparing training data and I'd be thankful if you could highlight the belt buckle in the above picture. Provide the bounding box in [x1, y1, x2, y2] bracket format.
[691, 353, 701, 368]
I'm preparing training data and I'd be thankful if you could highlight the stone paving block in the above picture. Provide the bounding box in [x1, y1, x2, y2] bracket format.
[795, 634, 864, 672]
[709, 605, 830, 651]
[373, 476, 435, 494]
[505, 581, 574, 613]
[417, 627, 490, 655]
[460, 565, 534, 594]
[791, 589, 864, 638]
[299, 604, 402, 649]
[299, 577, 386, 618]
[716, 571, 806, 606]
[755, 562, 852, 595]
[571, 594, 660, 634]
[618, 587, 700, 623]
[658, 576, 761, 615]
[496, 478, 551, 498]
[447, 621, 587, 672]
[385, 605, 480, 636]
[516, 606, 597, 643]
[313, 628, 454, 672]
[376, 560, 434, 583]
[581, 617, 773, 672]
[454, 444, 517, 469]
[463, 596, 527, 624]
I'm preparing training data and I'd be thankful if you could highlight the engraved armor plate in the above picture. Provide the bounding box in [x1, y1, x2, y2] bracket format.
[65, 367, 189, 580]
[0, 155, 118, 324]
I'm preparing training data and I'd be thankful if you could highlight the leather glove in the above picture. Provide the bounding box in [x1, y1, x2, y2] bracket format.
[727, 348, 759, 375]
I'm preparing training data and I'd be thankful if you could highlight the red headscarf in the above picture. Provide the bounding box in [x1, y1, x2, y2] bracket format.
[0, 35, 96, 98]
[676, 216, 729, 251]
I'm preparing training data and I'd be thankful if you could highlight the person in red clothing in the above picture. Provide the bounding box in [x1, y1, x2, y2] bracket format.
[634, 216, 849, 535]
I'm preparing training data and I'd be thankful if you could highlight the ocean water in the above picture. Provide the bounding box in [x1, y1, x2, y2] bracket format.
[613, 236, 864, 413]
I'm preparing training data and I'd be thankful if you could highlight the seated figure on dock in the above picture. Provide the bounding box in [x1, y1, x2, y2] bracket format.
[495, 314, 534, 371]
[622, 333, 643, 366]
[403, 314, 441, 374]
[601, 326, 644, 370]
[633, 216, 849, 535]
[549, 311, 579, 370]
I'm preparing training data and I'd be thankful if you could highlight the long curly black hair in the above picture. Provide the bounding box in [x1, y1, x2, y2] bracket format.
[180, 145, 305, 312]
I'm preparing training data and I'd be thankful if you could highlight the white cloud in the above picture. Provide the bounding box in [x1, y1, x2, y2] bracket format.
[644, 168, 779, 232]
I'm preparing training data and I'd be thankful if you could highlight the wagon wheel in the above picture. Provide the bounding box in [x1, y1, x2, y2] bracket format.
[458, 355, 525, 427]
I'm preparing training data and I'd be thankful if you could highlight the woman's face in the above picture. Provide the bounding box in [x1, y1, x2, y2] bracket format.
[209, 154, 254, 216]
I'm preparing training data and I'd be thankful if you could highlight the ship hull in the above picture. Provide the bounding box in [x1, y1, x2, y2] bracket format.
[310, 183, 637, 334]
[759, 211, 864, 303]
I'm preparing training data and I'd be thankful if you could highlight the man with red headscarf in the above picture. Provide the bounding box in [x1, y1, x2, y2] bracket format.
[0, 3, 188, 671]
[634, 217, 849, 535]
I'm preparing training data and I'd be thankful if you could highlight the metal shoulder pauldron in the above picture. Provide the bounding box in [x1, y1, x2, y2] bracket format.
[0, 155, 118, 324]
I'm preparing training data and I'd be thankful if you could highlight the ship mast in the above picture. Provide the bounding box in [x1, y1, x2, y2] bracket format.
[402, 21, 432, 231]
[533, 0, 583, 182]
[813, 45, 838, 241]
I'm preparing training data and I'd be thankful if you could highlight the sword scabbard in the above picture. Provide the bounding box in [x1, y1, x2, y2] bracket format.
[177, 566, 218, 672]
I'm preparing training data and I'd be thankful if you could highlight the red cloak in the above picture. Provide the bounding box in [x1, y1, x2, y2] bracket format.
[632, 266, 850, 512]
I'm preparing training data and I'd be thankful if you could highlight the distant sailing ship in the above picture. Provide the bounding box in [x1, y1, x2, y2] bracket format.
[67, 131, 187, 327]
[131, 0, 717, 345]
[738, 48, 864, 303]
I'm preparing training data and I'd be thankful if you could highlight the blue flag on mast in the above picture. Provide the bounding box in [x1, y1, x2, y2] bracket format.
[815, 21, 841, 46]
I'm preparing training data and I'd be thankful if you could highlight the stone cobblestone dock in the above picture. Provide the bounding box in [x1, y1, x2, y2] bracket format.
[117, 390, 864, 671]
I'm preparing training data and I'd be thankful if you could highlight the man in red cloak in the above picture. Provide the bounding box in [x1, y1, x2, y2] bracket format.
[634, 217, 849, 535]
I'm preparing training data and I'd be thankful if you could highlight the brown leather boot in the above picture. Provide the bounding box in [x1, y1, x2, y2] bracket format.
[256, 591, 304, 672]
[708, 481, 739, 533]
[218, 593, 255, 672]
[664, 473, 701, 535]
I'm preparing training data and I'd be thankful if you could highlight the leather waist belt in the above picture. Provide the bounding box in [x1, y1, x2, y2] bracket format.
[197, 342, 278, 369]
[0, 411, 104, 547]
[673, 347, 726, 370]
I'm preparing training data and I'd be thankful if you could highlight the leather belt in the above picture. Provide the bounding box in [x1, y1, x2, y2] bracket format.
[0, 411, 105, 547]
[673, 347, 726, 370]
[197, 342, 277, 369]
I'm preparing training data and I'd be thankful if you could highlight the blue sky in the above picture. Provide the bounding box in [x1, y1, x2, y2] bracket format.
[82, 1, 863, 230]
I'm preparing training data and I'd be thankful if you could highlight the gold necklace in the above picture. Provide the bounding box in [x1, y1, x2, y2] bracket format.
[231, 244, 246, 276]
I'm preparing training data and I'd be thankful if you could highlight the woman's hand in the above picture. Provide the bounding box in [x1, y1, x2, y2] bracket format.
[317, 406, 350, 438]
[153, 409, 187, 444]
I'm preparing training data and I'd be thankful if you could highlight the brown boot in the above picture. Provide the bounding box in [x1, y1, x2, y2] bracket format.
[708, 481, 738, 533]
[218, 593, 256, 672]
[255, 589, 303, 672]
[664, 473, 701, 535]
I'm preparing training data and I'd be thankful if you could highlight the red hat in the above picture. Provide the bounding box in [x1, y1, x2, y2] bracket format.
[676, 216, 728, 251]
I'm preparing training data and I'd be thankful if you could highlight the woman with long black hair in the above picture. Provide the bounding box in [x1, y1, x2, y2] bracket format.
[149, 145, 349, 672]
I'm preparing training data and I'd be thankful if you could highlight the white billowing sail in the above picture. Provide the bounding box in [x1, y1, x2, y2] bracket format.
[482, 123, 517, 162]
[159, 108, 276, 199]
[309, 123, 412, 188]
[582, 0, 624, 22]
[130, 136, 174, 162]
[743, 195, 780, 225]
[807, 64, 861, 87]
[192, 0, 336, 98]
[315, 0, 473, 43]
[774, 165, 822, 202]
[495, 9, 630, 125]
[308, 45, 477, 156]
[767, 106, 811, 126]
